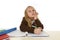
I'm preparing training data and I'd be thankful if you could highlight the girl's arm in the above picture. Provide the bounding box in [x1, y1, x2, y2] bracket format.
[35, 19, 44, 29]
[33, 12, 44, 29]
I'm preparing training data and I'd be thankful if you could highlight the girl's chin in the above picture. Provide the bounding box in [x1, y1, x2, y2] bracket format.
[29, 17, 34, 20]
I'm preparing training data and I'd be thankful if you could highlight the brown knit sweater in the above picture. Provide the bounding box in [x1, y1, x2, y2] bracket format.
[20, 17, 44, 33]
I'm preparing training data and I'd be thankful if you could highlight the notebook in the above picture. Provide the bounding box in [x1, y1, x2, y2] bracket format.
[0, 27, 16, 35]
[8, 30, 49, 37]
[0, 34, 9, 40]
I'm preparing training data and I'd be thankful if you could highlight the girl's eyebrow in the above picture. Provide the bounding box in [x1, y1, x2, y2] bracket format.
[33, 9, 35, 11]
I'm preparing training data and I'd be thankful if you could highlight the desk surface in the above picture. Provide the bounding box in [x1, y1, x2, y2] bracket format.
[10, 31, 60, 40]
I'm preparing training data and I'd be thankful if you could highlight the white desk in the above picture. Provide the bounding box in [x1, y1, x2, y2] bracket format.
[9, 31, 60, 40]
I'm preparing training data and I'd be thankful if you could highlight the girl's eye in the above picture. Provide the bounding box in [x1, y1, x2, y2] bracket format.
[32, 10, 35, 11]
[28, 11, 31, 12]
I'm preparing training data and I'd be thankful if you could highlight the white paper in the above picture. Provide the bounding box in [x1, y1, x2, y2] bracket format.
[28, 31, 49, 37]
[8, 30, 49, 37]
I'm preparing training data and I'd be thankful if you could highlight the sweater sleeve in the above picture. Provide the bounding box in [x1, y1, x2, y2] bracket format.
[35, 19, 44, 29]
[20, 17, 35, 33]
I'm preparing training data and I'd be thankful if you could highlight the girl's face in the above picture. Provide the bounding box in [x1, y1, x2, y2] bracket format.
[26, 7, 36, 18]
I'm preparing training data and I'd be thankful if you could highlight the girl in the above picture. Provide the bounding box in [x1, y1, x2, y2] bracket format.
[20, 6, 44, 34]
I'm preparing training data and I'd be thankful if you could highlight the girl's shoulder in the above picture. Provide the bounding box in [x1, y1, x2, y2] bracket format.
[22, 17, 25, 20]
[22, 17, 27, 23]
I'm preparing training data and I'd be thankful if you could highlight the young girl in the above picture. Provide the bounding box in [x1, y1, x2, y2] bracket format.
[20, 6, 44, 34]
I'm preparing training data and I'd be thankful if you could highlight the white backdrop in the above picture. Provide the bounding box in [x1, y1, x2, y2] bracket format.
[0, 0, 60, 31]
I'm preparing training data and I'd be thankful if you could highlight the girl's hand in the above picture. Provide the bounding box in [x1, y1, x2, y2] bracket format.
[34, 27, 42, 35]
[34, 12, 38, 20]
[38, 27, 43, 31]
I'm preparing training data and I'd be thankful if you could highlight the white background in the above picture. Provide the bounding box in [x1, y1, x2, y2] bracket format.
[0, 0, 60, 31]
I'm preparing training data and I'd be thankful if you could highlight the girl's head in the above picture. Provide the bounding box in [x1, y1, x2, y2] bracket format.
[25, 6, 36, 18]
[25, 6, 38, 18]
[24, 6, 38, 27]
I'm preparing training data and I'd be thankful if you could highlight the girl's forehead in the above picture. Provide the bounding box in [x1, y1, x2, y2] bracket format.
[27, 7, 34, 10]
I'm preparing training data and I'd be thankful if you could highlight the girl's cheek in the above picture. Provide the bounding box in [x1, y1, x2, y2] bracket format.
[29, 14, 33, 17]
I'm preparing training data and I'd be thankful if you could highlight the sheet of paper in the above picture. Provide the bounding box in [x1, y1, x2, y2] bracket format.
[28, 31, 49, 37]
[8, 30, 49, 37]
[8, 30, 26, 37]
